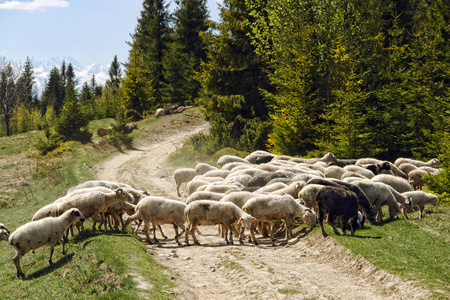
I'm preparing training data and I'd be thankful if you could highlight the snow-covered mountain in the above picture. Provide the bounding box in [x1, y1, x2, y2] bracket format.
[4, 56, 111, 96]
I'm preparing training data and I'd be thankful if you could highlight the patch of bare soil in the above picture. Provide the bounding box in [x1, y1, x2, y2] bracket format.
[93, 115, 429, 300]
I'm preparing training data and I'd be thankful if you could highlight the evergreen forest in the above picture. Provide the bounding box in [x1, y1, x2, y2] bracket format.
[1, 0, 449, 162]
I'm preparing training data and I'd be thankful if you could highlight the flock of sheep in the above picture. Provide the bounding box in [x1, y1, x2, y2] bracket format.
[0, 150, 441, 278]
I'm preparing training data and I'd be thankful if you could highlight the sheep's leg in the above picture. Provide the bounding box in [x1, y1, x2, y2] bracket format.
[284, 218, 292, 243]
[191, 223, 200, 245]
[318, 208, 327, 237]
[349, 217, 356, 235]
[340, 216, 349, 235]
[49, 242, 55, 264]
[239, 225, 245, 244]
[327, 214, 340, 235]
[269, 222, 277, 246]
[122, 211, 141, 233]
[402, 208, 409, 220]
[174, 224, 185, 246]
[249, 221, 258, 245]
[143, 220, 153, 244]
[185, 225, 191, 245]
[222, 222, 233, 245]
[134, 219, 143, 235]
[13, 251, 24, 278]
[158, 225, 168, 239]
[419, 205, 424, 220]
[152, 222, 159, 243]
[176, 183, 181, 197]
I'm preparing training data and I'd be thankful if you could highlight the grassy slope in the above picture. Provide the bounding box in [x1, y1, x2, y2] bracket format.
[0, 113, 195, 299]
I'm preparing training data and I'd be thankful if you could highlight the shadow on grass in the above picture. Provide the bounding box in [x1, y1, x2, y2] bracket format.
[25, 253, 74, 280]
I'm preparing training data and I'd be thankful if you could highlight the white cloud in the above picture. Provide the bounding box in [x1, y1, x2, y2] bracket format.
[0, 0, 69, 11]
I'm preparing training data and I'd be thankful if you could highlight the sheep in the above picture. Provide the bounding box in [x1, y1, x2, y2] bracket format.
[245, 150, 275, 164]
[402, 191, 439, 219]
[355, 160, 406, 178]
[184, 200, 255, 245]
[67, 180, 131, 193]
[186, 191, 226, 204]
[289, 152, 337, 164]
[372, 174, 413, 193]
[246, 170, 290, 188]
[56, 188, 134, 231]
[221, 162, 251, 171]
[104, 201, 136, 231]
[186, 179, 210, 195]
[315, 186, 359, 237]
[269, 182, 306, 198]
[394, 157, 441, 168]
[242, 195, 316, 246]
[226, 174, 253, 187]
[343, 165, 376, 179]
[255, 182, 288, 194]
[203, 182, 243, 194]
[324, 166, 345, 179]
[194, 163, 218, 175]
[8, 208, 85, 278]
[298, 184, 325, 209]
[351, 180, 402, 222]
[408, 168, 440, 190]
[398, 163, 418, 176]
[329, 158, 358, 167]
[306, 178, 378, 225]
[341, 171, 369, 180]
[0, 223, 10, 242]
[217, 155, 250, 168]
[173, 168, 196, 197]
[385, 185, 413, 219]
[123, 196, 187, 245]
[203, 169, 230, 179]
[219, 191, 257, 208]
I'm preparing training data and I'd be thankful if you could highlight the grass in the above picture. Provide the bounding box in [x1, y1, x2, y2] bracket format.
[328, 205, 450, 299]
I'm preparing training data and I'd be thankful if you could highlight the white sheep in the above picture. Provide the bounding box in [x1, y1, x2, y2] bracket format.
[343, 165, 376, 179]
[123, 196, 187, 245]
[298, 184, 325, 209]
[245, 150, 275, 164]
[0, 223, 10, 242]
[67, 180, 131, 193]
[402, 191, 439, 219]
[173, 168, 196, 197]
[355, 160, 406, 178]
[194, 163, 218, 175]
[398, 163, 418, 176]
[255, 182, 288, 193]
[184, 200, 255, 245]
[217, 155, 250, 168]
[203, 169, 230, 179]
[289, 152, 337, 164]
[57, 188, 134, 231]
[221, 162, 251, 171]
[394, 157, 441, 168]
[203, 182, 243, 194]
[371, 174, 413, 193]
[186, 191, 226, 204]
[408, 167, 440, 190]
[324, 166, 345, 179]
[269, 182, 306, 198]
[8, 208, 85, 277]
[225, 173, 253, 187]
[385, 185, 414, 219]
[104, 201, 136, 231]
[352, 180, 402, 222]
[242, 195, 316, 246]
[219, 191, 257, 208]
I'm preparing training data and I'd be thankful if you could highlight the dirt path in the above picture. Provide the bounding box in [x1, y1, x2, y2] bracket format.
[93, 117, 428, 300]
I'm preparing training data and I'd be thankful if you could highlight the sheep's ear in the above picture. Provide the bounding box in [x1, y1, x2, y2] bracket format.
[252, 217, 257, 221]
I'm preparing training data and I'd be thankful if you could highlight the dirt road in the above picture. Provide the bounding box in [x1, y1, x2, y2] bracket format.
[93, 115, 428, 300]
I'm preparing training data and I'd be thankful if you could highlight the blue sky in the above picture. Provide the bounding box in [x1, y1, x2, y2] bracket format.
[0, 0, 221, 66]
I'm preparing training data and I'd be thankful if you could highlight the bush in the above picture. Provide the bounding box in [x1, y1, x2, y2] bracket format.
[425, 139, 450, 206]
[54, 99, 92, 143]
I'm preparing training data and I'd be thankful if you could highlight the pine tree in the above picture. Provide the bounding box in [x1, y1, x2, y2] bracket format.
[198, 0, 270, 151]
[0, 63, 20, 136]
[106, 55, 122, 90]
[41, 67, 64, 114]
[16, 57, 35, 110]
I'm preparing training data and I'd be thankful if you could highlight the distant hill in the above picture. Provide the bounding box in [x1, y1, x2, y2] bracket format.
[3, 56, 112, 96]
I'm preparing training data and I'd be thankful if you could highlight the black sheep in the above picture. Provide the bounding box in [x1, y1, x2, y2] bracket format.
[315, 186, 359, 237]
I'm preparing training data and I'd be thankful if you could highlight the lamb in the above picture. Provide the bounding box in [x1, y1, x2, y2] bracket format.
[186, 191, 226, 204]
[8, 208, 85, 278]
[67, 180, 131, 193]
[0, 223, 10, 242]
[56, 188, 134, 231]
[385, 185, 414, 219]
[398, 163, 418, 176]
[184, 200, 255, 245]
[123, 196, 187, 245]
[173, 168, 196, 196]
[372, 174, 413, 193]
[242, 195, 316, 246]
[104, 201, 136, 231]
[298, 184, 325, 209]
[194, 163, 218, 175]
[402, 191, 439, 219]
[394, 157, 441, 168]
[217, 155, 250, 168]
[203, 169, 230, 179]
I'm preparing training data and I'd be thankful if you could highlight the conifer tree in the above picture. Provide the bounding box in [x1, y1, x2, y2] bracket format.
[0, 63, 20, 136]
[16, 57, 35, 110]
[41, 67, 64, 114]
[106, 55, 122, 90]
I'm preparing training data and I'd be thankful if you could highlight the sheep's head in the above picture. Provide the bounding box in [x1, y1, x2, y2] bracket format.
[323, 152, 337, 163]
[237, 214, 256, 231]
[115, 188, 134, 203]
[0, 223, 10, 242]
[302, 209, 317, 228]
[69, 208, 85, 223]
[430, 158, 441, 167]
[429, 195, 439, 206]
[404, 196, 414, 212]
[389, 203, 401, 218]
